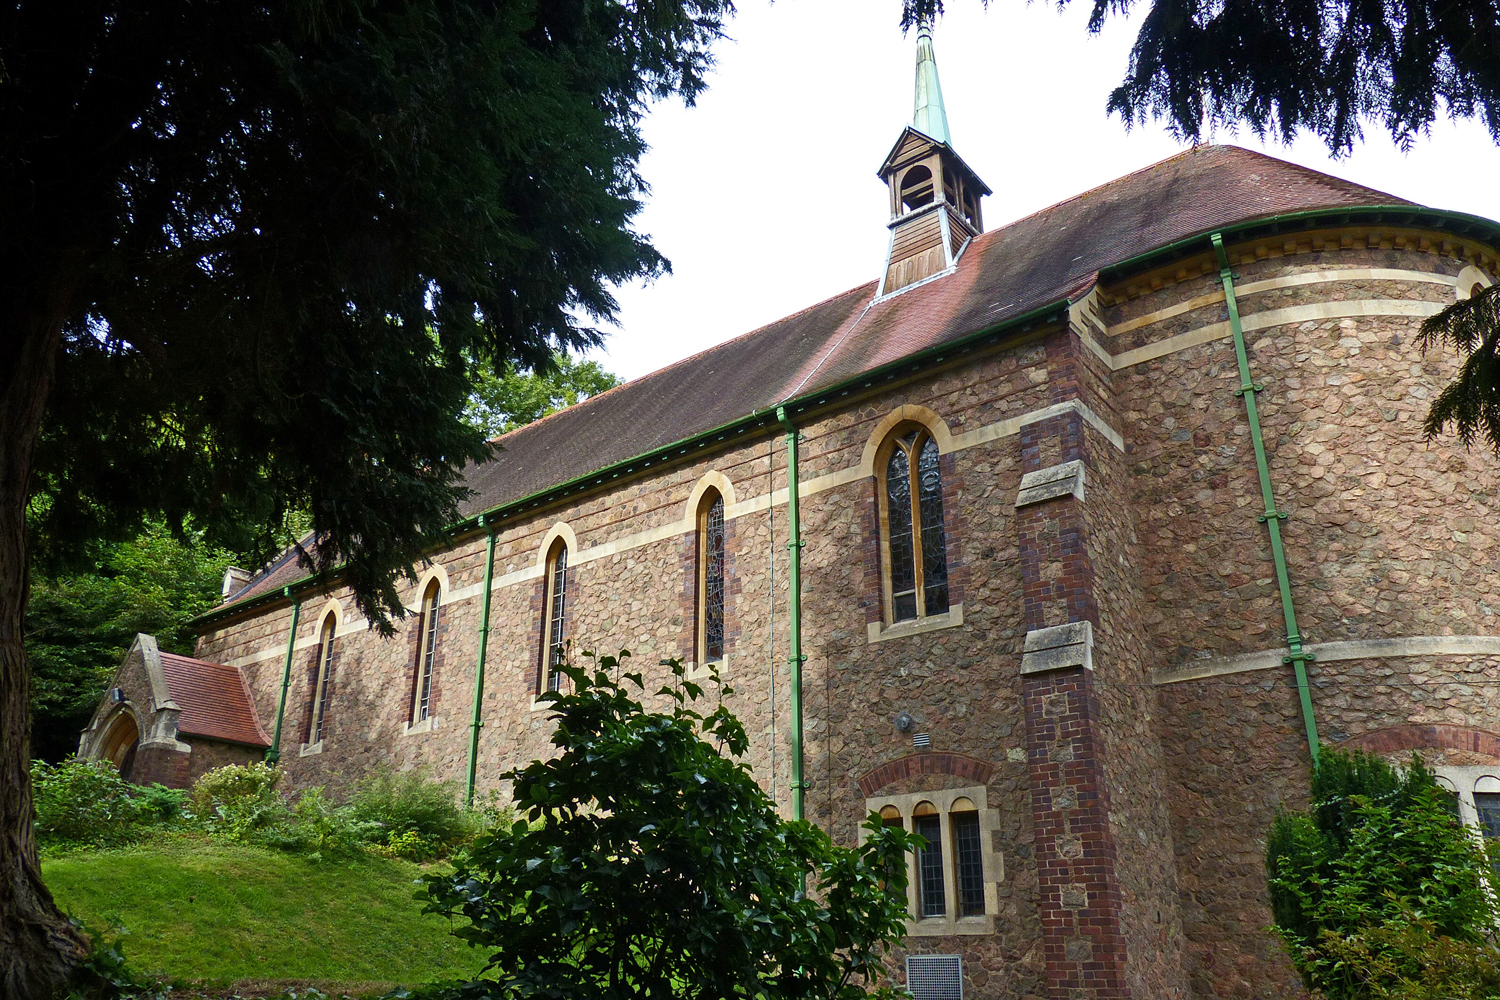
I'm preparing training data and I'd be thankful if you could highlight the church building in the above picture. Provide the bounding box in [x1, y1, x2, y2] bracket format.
[85, 23, 1500, 1000]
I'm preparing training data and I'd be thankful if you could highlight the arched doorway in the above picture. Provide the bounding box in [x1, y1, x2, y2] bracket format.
[100, 711, 140, 782]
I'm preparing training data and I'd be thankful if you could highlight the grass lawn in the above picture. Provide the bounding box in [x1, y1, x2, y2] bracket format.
[42, 834, 488, 987]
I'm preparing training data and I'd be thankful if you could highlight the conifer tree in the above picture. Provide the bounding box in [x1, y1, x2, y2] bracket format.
[0, 1, 727, 994]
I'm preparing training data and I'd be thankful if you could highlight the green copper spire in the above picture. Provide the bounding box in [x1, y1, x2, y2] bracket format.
[912, 20, 951, 145]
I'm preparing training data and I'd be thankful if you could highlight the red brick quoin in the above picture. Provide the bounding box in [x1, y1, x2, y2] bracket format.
[856, 752, 995, 797]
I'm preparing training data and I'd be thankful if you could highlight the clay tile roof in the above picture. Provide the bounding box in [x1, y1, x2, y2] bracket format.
[157, 652, 271, 747]
[221, 145, 1412, 610]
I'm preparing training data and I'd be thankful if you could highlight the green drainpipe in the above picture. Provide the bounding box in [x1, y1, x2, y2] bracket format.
[466, 519, 498, 807]
[1212, 232, 1320, 765]
[776, 406, 808, 822]
[266, 588, 302, 764]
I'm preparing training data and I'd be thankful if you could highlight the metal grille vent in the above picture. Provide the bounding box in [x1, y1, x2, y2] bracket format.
[912, 732, 932, 748]
[906, 955, 963, 1000]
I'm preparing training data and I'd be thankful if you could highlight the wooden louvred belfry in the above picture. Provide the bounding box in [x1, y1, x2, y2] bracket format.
[876, 22, 991, 297]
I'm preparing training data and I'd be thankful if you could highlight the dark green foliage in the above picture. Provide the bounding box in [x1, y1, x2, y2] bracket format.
[7, 0, 730, 630]
[348, 767, 479, 853]
[464, 352, 622, 439]
[30, 758, 180, 849]
[24, 523, 231, 762]
[1266, 747, 1500, 999]
[1420, 284, 1500, 454]
[901, 0, 1500, 155]
[419, 652, 916, 1000]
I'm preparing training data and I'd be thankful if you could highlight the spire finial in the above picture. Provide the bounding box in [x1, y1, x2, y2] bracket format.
[912, 19, 951, 146]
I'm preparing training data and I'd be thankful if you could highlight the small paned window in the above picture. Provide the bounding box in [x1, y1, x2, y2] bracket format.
[914, 802, 946, 918]
[412, 582, 440, 723]
[311, 613, 335, 743]
[880, 804, 905, 830]
[698, 492, 726, 664]
[882, 429, 950, 623]
[951, 801, 984, 917]
[541, 542, 569, 693]
[1475, 792, 1500, 839]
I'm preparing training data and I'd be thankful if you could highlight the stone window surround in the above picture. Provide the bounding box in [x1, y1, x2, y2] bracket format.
[872, 419, 955, 628]
[1432, 764, 1500, 835]
[862, 784, 1001, 937]
[402, 715, 440, 736]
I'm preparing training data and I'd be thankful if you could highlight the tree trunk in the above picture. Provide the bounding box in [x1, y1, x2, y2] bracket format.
[0, 286, 92, 997]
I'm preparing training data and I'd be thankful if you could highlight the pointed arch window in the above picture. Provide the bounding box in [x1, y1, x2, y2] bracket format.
[541, 541, 569, 693]
[880, 428, 950, 623]
[411, 581, 440, 723]
[311, 613, 335, 743]
[697, 490, 726, 666]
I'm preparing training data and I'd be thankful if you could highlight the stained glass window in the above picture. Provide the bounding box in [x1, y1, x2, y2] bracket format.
[914, 812, 946, 917]
[413, 583, 440, 722]
[887, 447, 917, 621]
[884, 428, 949, 622]
[312, 614, 335, 742]
[701, 494, 725, 662]
[545, 544, 568, 692]
[952, 810, 984, 916]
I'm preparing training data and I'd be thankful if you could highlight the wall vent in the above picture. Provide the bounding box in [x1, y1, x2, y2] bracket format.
[906, 954, 963, 1000]
[912, 733, 932, 748]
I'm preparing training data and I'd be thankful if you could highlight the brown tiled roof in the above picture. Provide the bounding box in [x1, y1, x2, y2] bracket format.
[221, 145, 1411, 610]
[158, 652, 271, 747]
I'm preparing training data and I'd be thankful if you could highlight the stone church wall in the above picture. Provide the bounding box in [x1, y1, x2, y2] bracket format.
[1107, 238, 1500, 999]
[193, 227, 1499, 1000]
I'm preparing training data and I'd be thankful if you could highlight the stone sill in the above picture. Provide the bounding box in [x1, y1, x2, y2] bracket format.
[905, 914, 995, 938]
[867, 604, 964, 644]
[402, 716, 438, 737]
[298, 740, 323, 757]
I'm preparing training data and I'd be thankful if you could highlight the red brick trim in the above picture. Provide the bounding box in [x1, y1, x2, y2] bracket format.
[856, 752, 994, 796]
[1339, 724, 1500, 760]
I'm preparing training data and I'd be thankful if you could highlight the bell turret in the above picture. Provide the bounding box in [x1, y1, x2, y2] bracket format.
[876, 22, 990, 297]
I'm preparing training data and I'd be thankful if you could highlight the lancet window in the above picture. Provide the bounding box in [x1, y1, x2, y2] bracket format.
[411, 581, 440, 723]
[541, 541, 569, 693]
[698, 491, 726, 666]
[311, 613, 335, 743]
[880, 427, 950, 623]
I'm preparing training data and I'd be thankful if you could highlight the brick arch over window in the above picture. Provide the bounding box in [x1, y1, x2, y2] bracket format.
[857, 752, 994, 796]
[1338, 724, 1500, 762]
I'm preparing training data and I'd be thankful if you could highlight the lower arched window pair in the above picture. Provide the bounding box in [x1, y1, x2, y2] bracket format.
[879, 795, 986, 919]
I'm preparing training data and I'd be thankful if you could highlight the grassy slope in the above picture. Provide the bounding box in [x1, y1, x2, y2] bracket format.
[42, 835, 488, 985]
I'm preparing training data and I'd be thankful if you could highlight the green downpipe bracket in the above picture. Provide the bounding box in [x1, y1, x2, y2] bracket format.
[1212, 232, 1320, 765]
[266, 588, 302, 764]
[776, 406, 808, 822]
[466, 520, 498, 807]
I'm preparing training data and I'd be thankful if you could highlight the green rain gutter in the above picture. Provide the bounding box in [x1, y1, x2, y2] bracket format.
[465, 518, 498, 807]
[265, 588, 302, 764]
[1212, 232, 1320, 765]
[776, 406, 808, 822]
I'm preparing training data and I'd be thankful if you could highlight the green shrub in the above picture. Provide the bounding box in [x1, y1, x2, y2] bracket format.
[131, 782, 186, 824]
[348, 768, 473, 849]
[1267, 747, 1500, 1000]
[31, 757, 144, 847]
[188, 761, 292, 840]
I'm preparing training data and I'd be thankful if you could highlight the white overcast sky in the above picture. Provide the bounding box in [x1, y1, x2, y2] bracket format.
[591, 0, 1500, 382]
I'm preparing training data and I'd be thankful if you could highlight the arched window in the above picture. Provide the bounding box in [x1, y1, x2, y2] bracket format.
[697, 490, 726, 666]
[949, 797, 984, 916]
[864, 787, 995, 929]
[880, 428, 950, 623]
[311, 613, 335, 743]
[411, 580, 440, 723]
[540, 541, 569, 693]
[912, 800, 945, 917]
